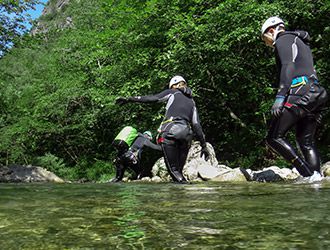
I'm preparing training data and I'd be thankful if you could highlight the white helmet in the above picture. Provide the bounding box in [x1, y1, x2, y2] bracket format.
[169, 75, 186, 88]
[261, 16, 285, 35]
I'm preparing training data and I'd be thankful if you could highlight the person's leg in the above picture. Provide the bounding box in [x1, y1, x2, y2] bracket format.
[129, 162, 142, 180]
[111, 160, 126, 182]
[178, 141, 190, 175]
[296, 112, 321, 173]
[266, 108, 313, 177]
[161, 142, 187, 183]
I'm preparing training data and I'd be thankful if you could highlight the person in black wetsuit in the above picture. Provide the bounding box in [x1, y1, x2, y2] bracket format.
[112, 131, 161, 182]
[261, 17, 328, 177]
[116, 75, 210, 183]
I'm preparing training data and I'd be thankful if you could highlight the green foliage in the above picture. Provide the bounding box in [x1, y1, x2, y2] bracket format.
[86, 160, 115, 182]
[36, 152, 78, 180]
[0, 0, 329, 180]
[0, 0, 41, 55]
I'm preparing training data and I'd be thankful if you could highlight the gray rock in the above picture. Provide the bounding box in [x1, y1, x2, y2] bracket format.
[151, 176, 162, 182]
[148, 142, 330, 183]
[211, 167, 247, 182]
[0, 165, 64, 183]
[183, 142, 220, 181]
[151, 158, 172, 182]
[151, 141, 243, 182]
[321, 161, 330, 177]
[255, 166, 300, 181]
[139, 177, 152, 182]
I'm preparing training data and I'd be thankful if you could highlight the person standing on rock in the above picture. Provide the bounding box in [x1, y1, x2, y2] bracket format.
[261, 17, 328, 177]
[116, 75, 210, 183]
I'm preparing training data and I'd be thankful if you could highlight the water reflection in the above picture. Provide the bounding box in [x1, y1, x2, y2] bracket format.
[0, 182, 330, 249]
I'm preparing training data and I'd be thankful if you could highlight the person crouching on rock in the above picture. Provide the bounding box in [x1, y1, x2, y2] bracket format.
[116, 75, 210, 183]
[112, 130, 161, 182]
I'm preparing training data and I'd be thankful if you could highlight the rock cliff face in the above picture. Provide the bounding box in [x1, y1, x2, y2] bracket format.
[31, 0, 73, 35]
[42, 0, 71, 15]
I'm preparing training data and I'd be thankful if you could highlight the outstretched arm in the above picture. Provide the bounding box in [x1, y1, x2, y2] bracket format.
[143, 140, 162, 151]
[116, 89, 173, 104]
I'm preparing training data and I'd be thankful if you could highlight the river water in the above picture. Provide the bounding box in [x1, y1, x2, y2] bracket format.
[1, 181, 330, 249]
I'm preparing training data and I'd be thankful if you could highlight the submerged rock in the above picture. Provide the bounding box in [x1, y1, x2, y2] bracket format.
[0, 165, 64, 183]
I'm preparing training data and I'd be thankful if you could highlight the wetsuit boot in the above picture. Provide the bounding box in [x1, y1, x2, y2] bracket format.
[162, 143, 188, 183]
[170, 168, 188, 183]
[111, 163, 125, 182]
[292, 157, 313, 177]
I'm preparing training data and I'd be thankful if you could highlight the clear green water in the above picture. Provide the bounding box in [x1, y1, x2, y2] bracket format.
[1, 182, 330, 249]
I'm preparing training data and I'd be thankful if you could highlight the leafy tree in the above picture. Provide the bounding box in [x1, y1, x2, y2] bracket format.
[0, 0, 41, 55]
[0, 0, 329, 180]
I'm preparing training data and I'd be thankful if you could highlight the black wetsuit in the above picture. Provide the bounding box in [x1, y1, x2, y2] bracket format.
[128, 87, 207, 182]
[113, 133, 161, 182]
[266, 31, 328, 176]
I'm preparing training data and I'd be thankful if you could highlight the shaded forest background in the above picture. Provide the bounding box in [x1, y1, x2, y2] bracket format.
[0, 0, 329, 181]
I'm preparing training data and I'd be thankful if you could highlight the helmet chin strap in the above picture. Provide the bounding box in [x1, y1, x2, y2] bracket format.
[263, 25, 284, 48]
[272, 25, 284, 44]
[263, 33, 274, 48]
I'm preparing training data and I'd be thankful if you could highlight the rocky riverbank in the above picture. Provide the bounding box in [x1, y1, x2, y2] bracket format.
[1, 142, 330, 183]
[136, 142, 330, 183]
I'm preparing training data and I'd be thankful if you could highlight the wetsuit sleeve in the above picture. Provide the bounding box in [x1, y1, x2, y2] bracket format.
[275, 35, 296, 97]
[128, 89, 173, 103]
[191, 105, 206, 147]
[143, 140, 162, 151]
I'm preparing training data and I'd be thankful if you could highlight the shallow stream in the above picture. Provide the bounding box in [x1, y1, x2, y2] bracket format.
[1, 182, 330, 249]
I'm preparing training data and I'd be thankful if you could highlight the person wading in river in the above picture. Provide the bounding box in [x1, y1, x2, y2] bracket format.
[116, 75, 210, 183]
[260, 16, 328, 177]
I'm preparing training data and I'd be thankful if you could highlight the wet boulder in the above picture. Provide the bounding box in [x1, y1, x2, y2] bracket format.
[210, 167, 247, 182]
[151, 141, 247, 182]
[321, 161, 330, 177]
[0, 165, 64, 183]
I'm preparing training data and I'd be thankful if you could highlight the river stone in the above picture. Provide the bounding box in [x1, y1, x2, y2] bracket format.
[211, 167, 247, 182]
[140, 177, 152, 182]
[151, 141, 229, 182]
[198, 164, 230, 180]
[151, 176, 162, 182]
[184, 142, 220, 181]
[0, 165, 64, 183]
[321, 161, 330, 177]
[151, 158, 172, 182]
[256, 166, 300, 180]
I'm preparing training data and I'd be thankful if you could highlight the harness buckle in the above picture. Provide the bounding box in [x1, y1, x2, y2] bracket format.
[291, 76, 308, 88]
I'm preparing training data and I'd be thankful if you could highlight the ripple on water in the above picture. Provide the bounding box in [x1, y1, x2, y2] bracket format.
[1, 182, 330, 249]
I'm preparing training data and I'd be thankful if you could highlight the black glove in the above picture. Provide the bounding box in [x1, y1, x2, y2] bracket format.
[271, 96, 285, 118]
[116, 97, 129, 105]
[200, 145, 210, 161]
